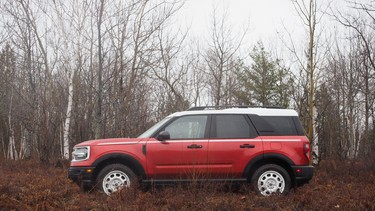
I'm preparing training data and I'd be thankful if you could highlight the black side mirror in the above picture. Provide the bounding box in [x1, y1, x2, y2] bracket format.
[156, 131, 170, 141]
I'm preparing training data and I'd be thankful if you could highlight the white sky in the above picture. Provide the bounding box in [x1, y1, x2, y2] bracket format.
[177, 0, 306, 49]
[176, 0, 365, 55]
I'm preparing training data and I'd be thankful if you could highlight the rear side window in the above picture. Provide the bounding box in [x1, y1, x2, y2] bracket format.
[212, 115, 258, 138]
[249, 115, 304, 136]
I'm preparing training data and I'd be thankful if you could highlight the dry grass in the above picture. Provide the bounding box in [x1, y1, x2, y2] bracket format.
[0, 159, 374, 210]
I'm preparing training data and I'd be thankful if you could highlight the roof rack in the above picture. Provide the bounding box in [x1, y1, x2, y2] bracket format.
[187, 105, 282, 111]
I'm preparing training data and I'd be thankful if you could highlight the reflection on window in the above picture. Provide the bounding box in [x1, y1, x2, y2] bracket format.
[215, 115, 251, 138]
[165, 116, 207, 139]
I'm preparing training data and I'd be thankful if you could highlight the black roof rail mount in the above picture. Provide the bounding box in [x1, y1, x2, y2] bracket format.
[187, 105, 282, 111]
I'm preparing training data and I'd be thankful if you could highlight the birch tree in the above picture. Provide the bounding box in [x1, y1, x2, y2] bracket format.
[51, 0, 94, 159]
[332, 1, 375, 158]
[290, 0, 325, 163]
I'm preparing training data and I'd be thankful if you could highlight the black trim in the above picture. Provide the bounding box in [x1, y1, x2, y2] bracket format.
[68, 166, 95, 187]
[263, 153, 295, 165]
[205, 115, 212, 138]
[188, 105, 282, 110]
[242, 153, 295, 178]
[292, 165, 314, 182]
[142, 178, 247, 184]
[92, 153, 146, 179]
[142, 144, 146, 155]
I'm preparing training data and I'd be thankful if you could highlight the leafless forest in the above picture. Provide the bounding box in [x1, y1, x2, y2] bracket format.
[0, 0, 374, 164]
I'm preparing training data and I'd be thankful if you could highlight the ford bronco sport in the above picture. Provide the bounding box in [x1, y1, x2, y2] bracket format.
[68, 106, 313, 196]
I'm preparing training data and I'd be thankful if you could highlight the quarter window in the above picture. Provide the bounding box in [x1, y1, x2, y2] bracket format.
[249, 115, 300, 136]
[262, 116, 298, 135]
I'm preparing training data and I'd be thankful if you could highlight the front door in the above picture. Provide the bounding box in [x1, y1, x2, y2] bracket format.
[146, 115, 209, 179]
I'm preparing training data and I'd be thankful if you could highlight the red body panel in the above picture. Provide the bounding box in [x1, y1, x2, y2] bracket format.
[145, 138, 208, 179]
[260, 136, 310, 165]
[207, 137, 263, 178]
[70, 136, 310, 180]
[70, 138, 146, 169]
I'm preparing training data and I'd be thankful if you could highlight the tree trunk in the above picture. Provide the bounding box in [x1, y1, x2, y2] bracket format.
[63, 69, 75, 159]
[94, 0, 105, 139]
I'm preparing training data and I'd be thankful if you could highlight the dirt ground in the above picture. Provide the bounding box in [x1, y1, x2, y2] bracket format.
[0, 159, 374, 210]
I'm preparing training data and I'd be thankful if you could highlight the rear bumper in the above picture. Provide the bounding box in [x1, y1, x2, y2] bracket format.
[68, 166, 96, 189]
[292, 165, 314, 185]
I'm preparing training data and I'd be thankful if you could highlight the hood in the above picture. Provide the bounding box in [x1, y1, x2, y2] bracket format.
[75, 138, 142, 147]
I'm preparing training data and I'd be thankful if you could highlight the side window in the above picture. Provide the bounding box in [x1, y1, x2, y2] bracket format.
[164, 115, 207, 139]
[249, 115, 299, 136]
[214, 115, 257, 138]
[262, 116, 298, 135]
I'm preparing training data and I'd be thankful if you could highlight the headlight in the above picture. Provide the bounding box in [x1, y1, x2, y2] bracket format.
[72, 146, 90, 161]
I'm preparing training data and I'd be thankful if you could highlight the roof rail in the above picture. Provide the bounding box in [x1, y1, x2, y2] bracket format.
[187, 105, 282, 111]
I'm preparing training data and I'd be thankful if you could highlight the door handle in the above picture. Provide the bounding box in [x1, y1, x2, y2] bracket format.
[240, 144, 255, 148]
[187, 144, 203, 149]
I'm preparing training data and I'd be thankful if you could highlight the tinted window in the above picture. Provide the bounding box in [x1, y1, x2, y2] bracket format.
[214, 115, 257, 138]
[249, 115, 300, 136]
[292, 116, 305, 135]
[164, 115, 207, 139]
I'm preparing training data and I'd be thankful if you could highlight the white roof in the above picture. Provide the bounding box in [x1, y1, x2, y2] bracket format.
[169, 108, 299, 117]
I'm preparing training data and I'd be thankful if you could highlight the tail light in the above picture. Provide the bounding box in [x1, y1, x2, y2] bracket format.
[303, 143, 310, 160]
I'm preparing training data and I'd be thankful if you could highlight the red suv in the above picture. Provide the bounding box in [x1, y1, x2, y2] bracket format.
[68, 106, 313, 196]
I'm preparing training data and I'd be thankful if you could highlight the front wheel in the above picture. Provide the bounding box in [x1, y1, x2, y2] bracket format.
[96, 164, 136, 195]
[251, 164, 291, 196]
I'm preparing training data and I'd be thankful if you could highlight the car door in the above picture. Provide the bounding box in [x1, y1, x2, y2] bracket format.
[207, 114, 263, 178]
[146, 115, 209, 179]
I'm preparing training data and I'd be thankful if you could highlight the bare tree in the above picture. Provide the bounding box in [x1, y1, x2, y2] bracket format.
[92, 0, 105, 139]
[203, 6, 246, 106]
[149, 25, 190, 116]
[51, 0, 90, 159]
[1, 0, 46, 160]
[289, 0, 328, 163]
[331, 1, 375, 158]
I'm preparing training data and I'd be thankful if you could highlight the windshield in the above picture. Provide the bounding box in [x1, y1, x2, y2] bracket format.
[138, 117, 171, 138]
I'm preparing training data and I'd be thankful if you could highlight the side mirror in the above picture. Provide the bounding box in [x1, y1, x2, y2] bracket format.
[156, 131, 170, 141]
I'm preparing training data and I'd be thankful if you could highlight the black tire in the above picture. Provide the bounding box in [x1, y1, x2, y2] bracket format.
[251, 164, 291, 196]
[96, 164, 136, 195]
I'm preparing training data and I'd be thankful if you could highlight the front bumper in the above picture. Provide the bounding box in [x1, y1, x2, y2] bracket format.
[292, 165, 314, 185]
[68, 166, 96, 189]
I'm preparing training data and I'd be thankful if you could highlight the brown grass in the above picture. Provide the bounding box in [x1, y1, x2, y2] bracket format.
[0, 159, 374, 210]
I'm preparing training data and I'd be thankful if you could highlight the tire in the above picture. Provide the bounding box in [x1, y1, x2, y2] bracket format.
[251, 164, 291, 196]
[96, 164, 136, 195]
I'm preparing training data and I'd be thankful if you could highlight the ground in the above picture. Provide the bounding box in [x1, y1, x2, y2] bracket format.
[0, 159, 374, 210]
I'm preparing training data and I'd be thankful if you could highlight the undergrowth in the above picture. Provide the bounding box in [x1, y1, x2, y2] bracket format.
[0, 159, 374, 210]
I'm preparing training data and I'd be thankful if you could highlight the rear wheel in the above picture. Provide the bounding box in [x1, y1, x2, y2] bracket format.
[97, 164, 136, 195]
[251, 164, 291, 196]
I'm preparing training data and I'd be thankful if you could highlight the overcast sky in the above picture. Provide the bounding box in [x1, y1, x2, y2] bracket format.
[175, 0, 356, 56]
[177, 0, 306, 46]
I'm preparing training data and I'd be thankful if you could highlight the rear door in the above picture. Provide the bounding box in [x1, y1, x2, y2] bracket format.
[207, 114, 263, 178]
